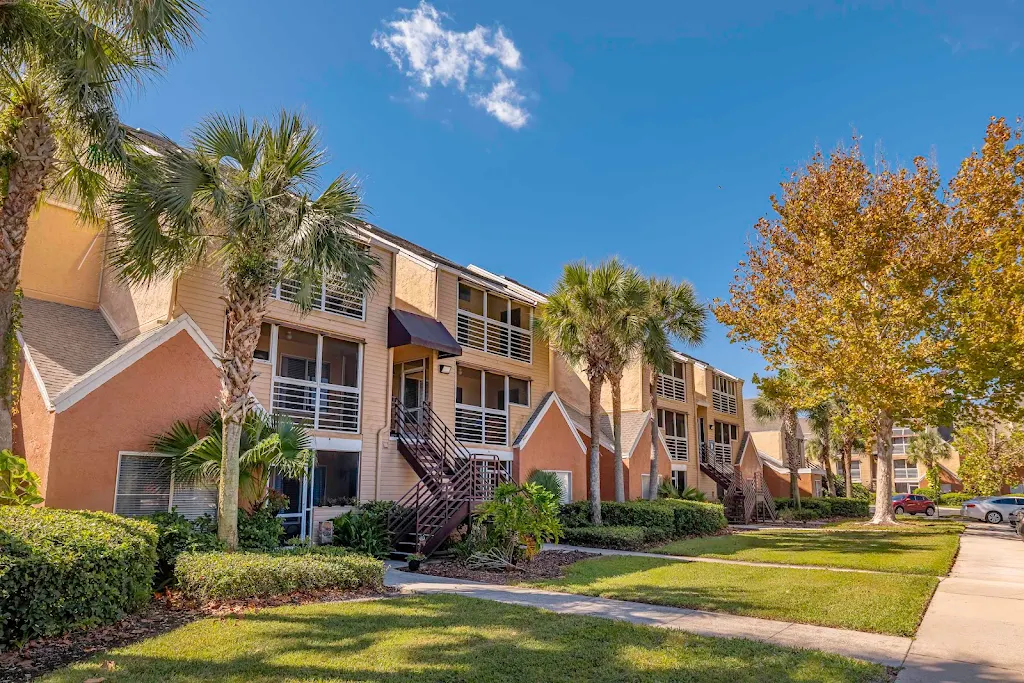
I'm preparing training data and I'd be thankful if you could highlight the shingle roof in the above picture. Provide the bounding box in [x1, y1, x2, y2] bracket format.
[560, 400, 651, 454]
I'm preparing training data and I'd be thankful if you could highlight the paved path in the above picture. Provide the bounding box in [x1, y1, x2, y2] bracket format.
[543, 542, 895, 574]
[897, 522, 1024, 683]
[385, 567, 912, 667]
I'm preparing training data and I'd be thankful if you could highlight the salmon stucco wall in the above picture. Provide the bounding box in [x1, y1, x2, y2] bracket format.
[42, 330, 221, 512]
[625, 424, 673, 500]
[764, 469, 820, 498]
[512, 402, 587, 503]
[14, 359, 56, 499]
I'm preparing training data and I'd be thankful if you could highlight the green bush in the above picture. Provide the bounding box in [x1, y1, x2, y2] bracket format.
[333, 510, 391, 558]
[144, 511, 223, 587]
[476, 482, 562, 562]
[237, 506, 285, 551]
[827, 498, 870, 517]
[0, 450, 43, 505]
[174, 549, 384, 601]
[850, 483, 872, 500]
[0, 507, 157, 647]
[562, 525, 669, 550]
[939, 492, 975, 506]
[655, 499, 728, 535]
[600, 500, 676, 530]
[774, 497, 868, 519]
[559, 501, 591, 528]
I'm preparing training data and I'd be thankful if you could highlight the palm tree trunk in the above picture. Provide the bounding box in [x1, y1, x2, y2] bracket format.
[820, 414, 835, 495]
[647, 373, 660, 501]
[784, 408, 800, 507]
[218, 282, 268, 549]
[610, 373, 625, 502]
[842, 436, 854, 498]
[588, 371, 604, 525]
[871, 410, 897, 524]
[0, 103, 55, 450]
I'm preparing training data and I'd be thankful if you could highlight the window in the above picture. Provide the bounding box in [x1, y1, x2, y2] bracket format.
[454, 366, 509, 445]
[711, 375, 738, 414]
[892, 427, 912, 455]
[850, 460, 861, 482]
[254, 323, 272, 361]
[640, 474, 663, 499]
[671, 470, 687, 493]
[658, 409, 688, 461]
[311, 451, 360, 506]
[456, 280, 533, 363]
[114, 453, 217, 520]
[508, 377, 530, 407]
[542, 470, 571, 504]
[714, 421, 737, 443]
[894, 482, 914, 494]
[657, 360, 687, 402]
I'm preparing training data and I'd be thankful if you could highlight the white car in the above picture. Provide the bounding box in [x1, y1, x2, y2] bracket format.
[961, 496, 1024, 524]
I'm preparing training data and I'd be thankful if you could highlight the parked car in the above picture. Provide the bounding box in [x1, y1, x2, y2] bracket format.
[892, 494, 936, 517]
[960, 496, 1024, 524]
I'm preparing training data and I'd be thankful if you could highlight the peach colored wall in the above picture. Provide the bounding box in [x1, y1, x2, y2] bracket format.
[43, 331, 221, 512]
[21, 202, 104, 309]
[625, 424, 673, 500]
[99, 269, 173, 340]
[14, 359, 55, 499]
[394, 253, 436, 317]
[512, 403, 587, 503]
[765, 469, 819, 498]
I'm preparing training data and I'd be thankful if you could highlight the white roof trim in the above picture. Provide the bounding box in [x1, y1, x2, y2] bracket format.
[53, 315, 218, 413]
[395, 246, 437, 270]
[626, 411, 655, 460]
[466, 264, 547, 305]
[313, 436, 363, 452]
[444, 264, 546, 307]
[353, 226, 401, 254]
[18, 331, 53, 411]
[514, 392, 587, 455]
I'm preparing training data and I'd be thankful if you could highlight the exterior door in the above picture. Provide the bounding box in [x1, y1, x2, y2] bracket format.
[394, 359, 428, 430]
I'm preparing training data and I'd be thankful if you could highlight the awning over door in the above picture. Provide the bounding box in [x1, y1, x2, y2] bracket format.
[387, 307, 462, 359]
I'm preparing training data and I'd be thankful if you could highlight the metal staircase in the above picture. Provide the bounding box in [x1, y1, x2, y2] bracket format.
[387, 398, 509, 557]
[699, 442, 735, 489]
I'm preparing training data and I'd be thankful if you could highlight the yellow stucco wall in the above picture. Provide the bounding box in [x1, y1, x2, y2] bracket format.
[394, 253, 436, 317]
[21, 203, 104, 309]
[99, 270, 174, 340]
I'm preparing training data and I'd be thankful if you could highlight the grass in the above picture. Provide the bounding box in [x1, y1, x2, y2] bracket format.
[41, 595, 886, 683]
[651, 525, 961, 576]
[527, 555, 937, 636]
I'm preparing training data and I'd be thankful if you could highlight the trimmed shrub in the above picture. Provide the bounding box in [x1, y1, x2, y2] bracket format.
[237, 507, 285, 551]
[559, 501, 591, 528]
[655, 499, 728, 536]
[939, 492, 975, 507]
[774, 497, 868, 519]
[562, 525, 669, 550]
[600, 500, 675, 530]
[0, 507, 157, 647]
[174, 549, 385, 601]
[827, 498, 870, 517]
[144, 511, 223, 587]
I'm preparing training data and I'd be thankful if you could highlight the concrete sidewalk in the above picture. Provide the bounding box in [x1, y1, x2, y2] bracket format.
[896, 523, 1024, 682]
[385, 567, 912, 667]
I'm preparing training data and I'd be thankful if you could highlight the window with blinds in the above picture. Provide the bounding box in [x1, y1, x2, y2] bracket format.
[114, 453, 217, 520]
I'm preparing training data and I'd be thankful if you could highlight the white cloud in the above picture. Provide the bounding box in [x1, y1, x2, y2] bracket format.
[372, 2, 530, 129]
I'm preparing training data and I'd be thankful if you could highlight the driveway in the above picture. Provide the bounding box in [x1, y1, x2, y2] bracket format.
[897, 522, 1024, 682]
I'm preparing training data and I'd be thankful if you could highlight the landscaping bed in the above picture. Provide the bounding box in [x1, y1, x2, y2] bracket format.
[415, 549, 599, 583]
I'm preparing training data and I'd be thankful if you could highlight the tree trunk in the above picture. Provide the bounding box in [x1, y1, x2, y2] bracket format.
[587, 372, 604, 525]
[647, 373, 660, 501]
[0, 288, 16, 451]
[865, 429, 877, 491]
[784, 408, 800, 507]
[842, 436, 854, 498]
[218, 282, 268, 549]
[871, 410, 897, 524]
[821, 437, 836, 496]
[0, 103, 55, 450]
[610, 373, 625, 502]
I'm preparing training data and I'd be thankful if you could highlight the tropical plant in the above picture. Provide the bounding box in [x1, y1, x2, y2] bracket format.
[0, 450, 42, 505]
[638, 276, 706, 500]
[806, 399, 838, 495]
[332, 510, 390, 558]
[151, 409, 314, 510]
[906, 431, 951, 499]
[526, 469, 564, 502]
[110, 111, 379, 548]
[657, 479, 679, 499]
[677, 486, 707, 502]
[475, 482, 562, 563]
[0, 0, 203, 448]
[535, 259, 643, 524]
[751, 370, 806, 507]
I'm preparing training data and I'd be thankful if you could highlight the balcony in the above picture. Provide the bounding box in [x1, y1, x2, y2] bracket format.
[272, 377, 360, 433]
[454, 404, 508, 445]
[712, 390, 738, 415]
[457, 309, 531, 363]
[274, 275, 365, 321]
[664, 434, 688, 462]
[714, 442, 732, 464]
[657, 373, 686, 402]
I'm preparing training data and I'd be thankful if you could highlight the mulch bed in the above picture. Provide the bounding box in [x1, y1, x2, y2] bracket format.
[0, 586, 395, 682]
[412, 549, 599, 585]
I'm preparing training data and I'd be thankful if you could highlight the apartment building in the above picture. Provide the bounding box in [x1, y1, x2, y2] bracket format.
[742, 400, 826, 498]
[846, 426, 962, 494]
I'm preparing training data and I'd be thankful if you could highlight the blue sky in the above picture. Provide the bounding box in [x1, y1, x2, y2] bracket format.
[120, 0, 1024, 394]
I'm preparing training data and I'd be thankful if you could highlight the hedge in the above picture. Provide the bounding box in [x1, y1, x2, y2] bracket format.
[938, 492, 975, 507]
[174, 548, 384, 601]
[0, 507, 157, 647]
[655, 499, 728, 535]
[599, 500, 675, 530]
[562, 525, 670, 550]
[773, 497, 869, 519]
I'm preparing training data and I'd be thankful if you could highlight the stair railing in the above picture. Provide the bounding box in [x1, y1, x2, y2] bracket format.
[700, 441, 735, 484]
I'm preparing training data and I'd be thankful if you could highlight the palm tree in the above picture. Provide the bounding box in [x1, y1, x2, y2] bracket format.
[109, 111, 379, 549]
[535, 259, 639, 524]
[906, 431, 950, 499]
[640, 276, 706, 500]
[752, 370, 805, 506]
[152, 410, 314, 510]
[807, 399, 837, 495]
[0, 0, 203, 448]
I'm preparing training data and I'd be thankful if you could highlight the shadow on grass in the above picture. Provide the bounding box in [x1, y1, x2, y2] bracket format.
[44, 595, 885, 683]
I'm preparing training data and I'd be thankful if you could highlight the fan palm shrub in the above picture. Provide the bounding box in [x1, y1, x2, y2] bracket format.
[907, 431, 950, 499]
[752, 370, 806, 506]
[526, 469, 565, 502]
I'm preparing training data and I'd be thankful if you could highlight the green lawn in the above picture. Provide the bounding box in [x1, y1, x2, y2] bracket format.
[652, 526, 961, 575]
[42, 595, 886, 683]
[528, 555, 937, 636]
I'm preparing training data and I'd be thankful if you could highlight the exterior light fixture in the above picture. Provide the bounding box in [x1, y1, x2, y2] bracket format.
[439, 364, 452, 375]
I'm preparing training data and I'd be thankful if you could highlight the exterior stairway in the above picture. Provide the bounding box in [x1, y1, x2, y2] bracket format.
[387, 398, 509, 557]
[699, 442, 735, 489]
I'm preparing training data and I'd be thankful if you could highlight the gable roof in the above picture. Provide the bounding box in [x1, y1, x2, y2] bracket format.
[513, 392, 587, 454]
[559, 399, 654, 457]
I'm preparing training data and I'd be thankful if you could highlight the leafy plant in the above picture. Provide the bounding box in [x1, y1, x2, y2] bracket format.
[678, 486, 707, 502]
[657, 479, 680, 499]
[237, 505, 285, 551]
[562, 525, 669, 550]
[476, 482, 562, 563]
[526, 469, 564, 501]
[143, 511, 223, 588]
[0, 450, 42, 505]
[332, 511, 390, 558]
[449, 524, 494, 562]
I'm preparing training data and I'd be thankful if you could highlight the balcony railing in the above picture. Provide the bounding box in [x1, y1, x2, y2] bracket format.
[712, 390, 738, 415]
[454, 404, 508, 445]
[664, 434, 688, 462]
[657, 374, 686, 402]
[457, 309, 531, 363]
[272, 377, 360, 433]
[274, 276, 365, 321]
[714, 442, 733, 464]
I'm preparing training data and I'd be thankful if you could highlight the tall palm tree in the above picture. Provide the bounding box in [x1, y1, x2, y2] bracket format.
[535, 259, 638, 524]
[906, 431, 950, 499]
[641, 276, 706, 500]
[152, 410, 314, 510]
[109, 111, 379, 549]
[0, 0, 203, 448]
[752, 370, 805, 506]
[807, 399, 837, 495]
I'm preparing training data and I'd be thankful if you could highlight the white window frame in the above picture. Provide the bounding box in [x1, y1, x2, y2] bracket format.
[658, 408, 688, 462]
[113, 452, 217, 519]
[454, 365, 511, 446]
[456, 280, 533, 364]
[507, 376, 531, 407]
[541, 469, 572, 504]
[711, 374, 738, 415]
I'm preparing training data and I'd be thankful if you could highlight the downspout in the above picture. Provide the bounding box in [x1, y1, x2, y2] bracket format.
[373, 251, 398, 501]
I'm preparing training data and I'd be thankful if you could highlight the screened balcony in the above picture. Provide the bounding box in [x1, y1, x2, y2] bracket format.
[452, 366, 526, 446]
[456, 281, 532, 363]
[657, 359, 687, 402]
[658, 408, 688, 462]
[271, 262, 366, 321]
[712, 374, 738, 415]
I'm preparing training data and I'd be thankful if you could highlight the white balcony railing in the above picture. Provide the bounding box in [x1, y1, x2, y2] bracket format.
[454, 404, 508, 445]
[274, 276, 365, 321]
[657, 374, 686, 402]
[714, 442, 733, 464]
[664, 434, 688, 462]
[272, 377, 360, 433]
[712, 390, 738, 415]
[457, 309, 531, 364]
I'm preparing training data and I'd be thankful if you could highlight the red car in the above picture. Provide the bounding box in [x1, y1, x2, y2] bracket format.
[892, 493, 937, 517]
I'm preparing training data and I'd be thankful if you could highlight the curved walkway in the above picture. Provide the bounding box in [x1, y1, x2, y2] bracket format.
[385, 566, 912, 667]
